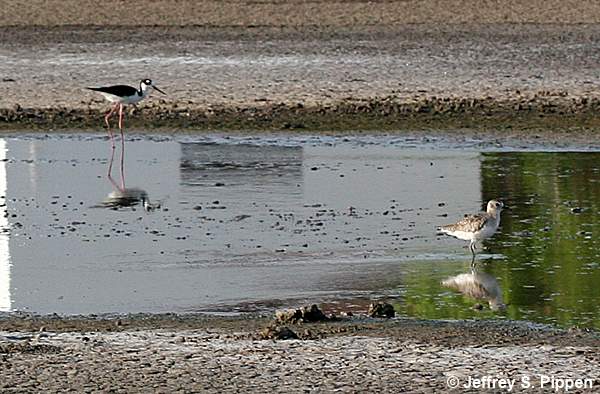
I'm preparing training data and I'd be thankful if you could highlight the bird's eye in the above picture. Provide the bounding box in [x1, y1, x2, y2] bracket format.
[496, 202, 501, 207]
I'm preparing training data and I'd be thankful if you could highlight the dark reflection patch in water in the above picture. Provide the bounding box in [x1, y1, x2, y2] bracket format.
[394, 152, 600, 329]
[0, 135, 598, 330]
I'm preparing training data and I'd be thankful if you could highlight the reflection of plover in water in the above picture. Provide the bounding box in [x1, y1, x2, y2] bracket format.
[438, 199, 505, 265]
[442, 269, 506, 311]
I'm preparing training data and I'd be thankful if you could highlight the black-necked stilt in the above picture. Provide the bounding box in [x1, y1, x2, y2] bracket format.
[87, 78, 166, 143]
[438, 199, 505, 266]
[87, 79, 166, 188]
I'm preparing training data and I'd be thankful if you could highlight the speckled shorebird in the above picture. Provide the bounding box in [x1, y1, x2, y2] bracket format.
[438, 199, 505, 266]
[87, 79, 166, 146]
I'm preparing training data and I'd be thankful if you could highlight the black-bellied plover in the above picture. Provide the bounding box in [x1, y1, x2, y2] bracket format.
[438, 199, 505, 265]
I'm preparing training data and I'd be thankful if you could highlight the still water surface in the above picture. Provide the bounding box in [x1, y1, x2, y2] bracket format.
[0, 134, 598, 329]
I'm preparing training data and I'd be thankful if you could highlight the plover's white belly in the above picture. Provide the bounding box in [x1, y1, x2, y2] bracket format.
[443, 229, 478, 241]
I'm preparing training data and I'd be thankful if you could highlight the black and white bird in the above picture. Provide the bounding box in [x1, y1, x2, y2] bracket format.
[88, 79, 166, 189]
[438, 199, 505, 266]
[87, 79, 166, 144]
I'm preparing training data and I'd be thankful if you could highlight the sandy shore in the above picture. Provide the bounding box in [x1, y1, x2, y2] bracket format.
[5, 0, 600, 26]
[1, 313, 600, 392]
[2, 2, 600, 136]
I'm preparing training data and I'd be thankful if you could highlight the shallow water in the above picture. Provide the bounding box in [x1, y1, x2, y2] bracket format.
[0, 134, 598, 329]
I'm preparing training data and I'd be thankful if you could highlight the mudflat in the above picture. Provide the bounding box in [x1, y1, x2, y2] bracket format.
[1, 313, 600, 392]
[1, 1, 600, 136]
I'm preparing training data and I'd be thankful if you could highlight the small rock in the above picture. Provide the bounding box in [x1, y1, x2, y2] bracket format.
[275, 304, 328, 324]
[275, 309, 302, 324]
[367, 302, 395, 318]
[260, 325, 298, 340]
[232, 214, 251, 222]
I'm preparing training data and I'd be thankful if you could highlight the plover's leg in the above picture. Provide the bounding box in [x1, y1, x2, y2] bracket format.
[469, 240, 476, 265]
[469, 240, 477, 254]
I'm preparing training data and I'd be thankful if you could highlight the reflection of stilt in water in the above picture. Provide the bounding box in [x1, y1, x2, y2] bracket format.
[92, 184, 159, 211]
[107, 133, 126, 192]
[93, 141, 159, 211]
[94, 187, 150, 210]
[442, 268, 506, 311]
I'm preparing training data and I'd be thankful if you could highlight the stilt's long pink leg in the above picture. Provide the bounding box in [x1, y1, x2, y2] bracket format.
[118, 103, 124, 130]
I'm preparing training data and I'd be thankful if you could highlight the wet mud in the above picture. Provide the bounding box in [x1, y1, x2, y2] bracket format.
[1, 312, 599, 393]
[4, 96, 600, 136]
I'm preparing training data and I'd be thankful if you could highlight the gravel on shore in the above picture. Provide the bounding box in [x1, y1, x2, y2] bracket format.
[1, 313, 600, 392]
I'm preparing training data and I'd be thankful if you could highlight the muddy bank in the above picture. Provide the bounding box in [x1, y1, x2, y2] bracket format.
[3, 95, 600, 136]
[3, 22, 600, 136]
[1, 313, 599, 392]
[2, 312, 599, 347]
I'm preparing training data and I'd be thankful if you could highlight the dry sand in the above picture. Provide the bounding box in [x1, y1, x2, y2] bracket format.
[4, 0, 600, 26]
